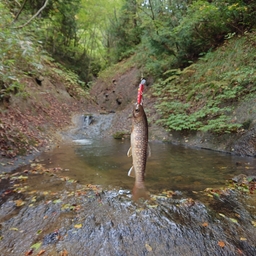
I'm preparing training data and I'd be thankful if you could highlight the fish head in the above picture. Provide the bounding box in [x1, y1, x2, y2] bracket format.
[133, 103, 144, 120]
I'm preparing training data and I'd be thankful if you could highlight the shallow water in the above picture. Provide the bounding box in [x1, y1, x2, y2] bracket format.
[39, 137, 256, 194]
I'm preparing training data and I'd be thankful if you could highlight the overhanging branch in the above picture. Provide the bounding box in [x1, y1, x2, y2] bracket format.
[14, 0, 49, 29]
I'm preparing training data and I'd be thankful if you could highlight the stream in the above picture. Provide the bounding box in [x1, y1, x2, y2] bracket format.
[39, 136, 256, 194]
[0, 113, 256, 255]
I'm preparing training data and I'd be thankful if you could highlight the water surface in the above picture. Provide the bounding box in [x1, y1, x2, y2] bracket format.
[39, 137, 256, 193]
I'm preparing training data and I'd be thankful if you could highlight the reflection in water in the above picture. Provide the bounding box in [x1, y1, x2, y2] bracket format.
[40, 138, 256, 193]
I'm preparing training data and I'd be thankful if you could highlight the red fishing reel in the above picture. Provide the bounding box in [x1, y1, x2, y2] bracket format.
[137, 79, 146, 105]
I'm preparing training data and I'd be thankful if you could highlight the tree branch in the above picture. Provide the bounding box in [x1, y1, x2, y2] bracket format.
[14, 0, 49, 29]
[13, 0, 28, 23]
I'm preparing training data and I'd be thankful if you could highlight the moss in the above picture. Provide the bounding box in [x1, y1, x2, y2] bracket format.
[112, 131, 129, 139]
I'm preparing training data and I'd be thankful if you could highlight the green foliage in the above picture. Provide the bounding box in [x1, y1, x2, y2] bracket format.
[172, 0, 254, 65]
[105, 0, 141, 63]
[119, 0, 256, 77]
[0, 2, 91, 103]
[153, 33, 256, 134]
[52, 64, 89, 99]
[112, 131, 128, 139]
[0, 3, 45, 102]
[6, 0, 256, 83]
[8, 0, 106, 83]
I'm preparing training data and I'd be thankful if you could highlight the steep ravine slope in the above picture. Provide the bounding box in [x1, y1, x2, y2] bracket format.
[0, 74, 96, 171]
[91, 55, 256, 157]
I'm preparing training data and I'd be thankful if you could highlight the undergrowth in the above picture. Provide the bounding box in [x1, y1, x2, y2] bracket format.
[0, 2, 89, 105]
[152, 32, 256, 134]
[0, 3, 90, 157]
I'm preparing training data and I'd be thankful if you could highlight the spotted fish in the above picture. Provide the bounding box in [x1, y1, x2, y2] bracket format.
[127, 103, 151, 200]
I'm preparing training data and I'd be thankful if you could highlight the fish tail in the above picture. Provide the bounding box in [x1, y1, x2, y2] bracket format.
[132, 183, 149, 201]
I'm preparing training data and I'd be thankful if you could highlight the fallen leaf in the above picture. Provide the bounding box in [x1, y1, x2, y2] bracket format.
[10, 175, 28, 181]
[240, 237, 247, 241]
[74, 205, 81, 211]
[229, 218, 238, 223]
[218, 241, 225, 248]
[60, 249, 68, 256]
[74, 224, 82, 229]
[30, 242, 42, 250]
[53, 199, 62, 204]
[202, 222, 208, 227]
[251, 220, 256, 227]
[67, 179, 77, 183]
[25, 249, 33, 255]
[4, 189, 13, 195]
[145, 243, 152, 252]
[147, 204, 158, 208]
[37, 250, 46, 255]
[15, 199, 25, 207]
[31, 196, 37, 203]
[9, 227, 19, 231]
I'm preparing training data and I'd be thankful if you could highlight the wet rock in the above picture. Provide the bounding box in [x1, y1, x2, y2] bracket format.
[84, 114, 93, 126]
[43, 230, 60, 245]
[0, 184, 256, 256]
[232, 174, 248, 184]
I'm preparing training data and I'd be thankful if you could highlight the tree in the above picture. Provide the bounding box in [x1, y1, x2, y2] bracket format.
[106, 0, 142, 62]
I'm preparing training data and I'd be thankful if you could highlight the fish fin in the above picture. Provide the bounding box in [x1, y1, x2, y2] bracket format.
[128, 166, 135, 177]
[132, 184, 150, 201]
[127, 147, 132, 157]
[147, 144, 151, 158]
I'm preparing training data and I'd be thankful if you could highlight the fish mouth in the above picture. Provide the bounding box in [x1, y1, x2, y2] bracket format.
[135, 103, 140, 111]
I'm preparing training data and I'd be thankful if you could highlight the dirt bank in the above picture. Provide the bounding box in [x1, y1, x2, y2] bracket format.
[91, 66, 256, 157]
[0, 74, 98, 173]
[1, 61, 256, 174]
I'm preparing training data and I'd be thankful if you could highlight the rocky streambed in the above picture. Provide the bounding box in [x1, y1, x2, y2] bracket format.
[0, 112, 256, 256]
[0, 165, 256, 256]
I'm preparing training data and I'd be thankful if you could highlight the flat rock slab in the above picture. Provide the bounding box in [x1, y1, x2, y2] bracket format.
[0, 170, 255, 256]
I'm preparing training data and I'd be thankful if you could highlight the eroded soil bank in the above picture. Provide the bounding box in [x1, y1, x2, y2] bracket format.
[90, 66, 256, 157]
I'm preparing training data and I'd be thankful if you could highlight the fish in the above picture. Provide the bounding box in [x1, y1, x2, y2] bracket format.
[127, 103, 151, 200]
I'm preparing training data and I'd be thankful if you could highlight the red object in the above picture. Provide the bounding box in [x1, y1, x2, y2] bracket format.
[137, 83, 144, 104]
